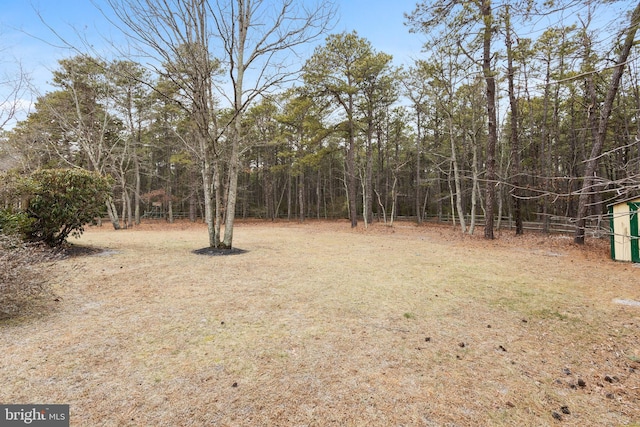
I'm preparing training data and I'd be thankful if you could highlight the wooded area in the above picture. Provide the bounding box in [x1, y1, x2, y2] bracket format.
[1, 0, 639, 246]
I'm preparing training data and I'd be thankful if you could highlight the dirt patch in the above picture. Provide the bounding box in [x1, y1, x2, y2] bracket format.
[1, 220, 638, 426]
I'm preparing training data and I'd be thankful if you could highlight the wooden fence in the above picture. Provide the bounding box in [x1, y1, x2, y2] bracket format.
[136, 211, 612, 238]
[401, 214, 611, 237]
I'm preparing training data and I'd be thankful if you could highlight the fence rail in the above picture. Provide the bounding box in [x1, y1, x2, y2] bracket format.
[141, 210, 191, 220]
[127, 212, 612, 238]
[401, 214, 611, 237]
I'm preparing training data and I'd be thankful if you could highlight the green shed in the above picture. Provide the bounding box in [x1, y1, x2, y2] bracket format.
[609, 197, 640, 262]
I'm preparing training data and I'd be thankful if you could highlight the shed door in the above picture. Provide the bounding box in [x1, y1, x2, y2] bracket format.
[630, 202, 640, 263]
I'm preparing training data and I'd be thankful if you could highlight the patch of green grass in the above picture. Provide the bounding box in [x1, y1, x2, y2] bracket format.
[531, 308, 568, 321]
[403, 312, 415, 319]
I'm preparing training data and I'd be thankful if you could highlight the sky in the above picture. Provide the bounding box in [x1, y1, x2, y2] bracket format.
[0, 0, 425, 124]
[0, 0, 635, 128]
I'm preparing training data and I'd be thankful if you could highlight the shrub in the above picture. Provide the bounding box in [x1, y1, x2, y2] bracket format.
[0, 171, 35, 237]
[26, 169, 113, 247]
[0, 209, 34, 237]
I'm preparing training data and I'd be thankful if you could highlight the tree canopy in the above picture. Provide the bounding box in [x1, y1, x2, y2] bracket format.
[2, 0, 640, 243]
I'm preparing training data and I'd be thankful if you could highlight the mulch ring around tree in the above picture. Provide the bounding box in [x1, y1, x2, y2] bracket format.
[192, 247, 247, 256]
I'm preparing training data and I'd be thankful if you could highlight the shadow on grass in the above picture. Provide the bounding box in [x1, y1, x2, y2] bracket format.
[57, 244, 106, 258]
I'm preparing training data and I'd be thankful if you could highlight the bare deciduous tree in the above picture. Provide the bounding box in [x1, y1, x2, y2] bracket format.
[0, 38, 30, 172]
[103, 0, 335, 248]
[208, 0, 336, 247]
[1, 27, 28, 130]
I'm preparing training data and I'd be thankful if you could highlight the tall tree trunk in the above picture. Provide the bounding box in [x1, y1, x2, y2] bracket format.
[505, 6, 523, 235]
[448, 114, 466, 233]
[390, 175, 398, 226]
[202, 151, 216, 246]
[469, 137, 479, 235]
[575, 1, 640, 244]
[105, 198, 121, 230]
[365, 123, 374, 225]
[540, 56, 552, 233]
[119, 184, 128, 229]
[434, 114, 443, 221]
[287, 171, 292, 220]
[214, 157, 223, 243]
[189, 184, 197, 222]
[264, 166, 274, 220]
[167, 177, 174, 224]
[317, 170, 322, 220]
[221, 0, 252, 248]
[481, 0, 497, 239]
[447, 160, 456, 227]
[223, 136, 240, 248]
[347, 100, 358, 228]
[134, 153, 141, 225]
[298, 171, 305, 222]
[126, 192, 133, 227]
[415, 109, 422, 224]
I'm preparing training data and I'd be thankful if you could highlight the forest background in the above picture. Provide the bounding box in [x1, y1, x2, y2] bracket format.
[1, 0, 639, 248]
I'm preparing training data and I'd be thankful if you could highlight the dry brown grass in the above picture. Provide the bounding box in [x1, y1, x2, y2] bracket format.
[1, 220, 639, 426]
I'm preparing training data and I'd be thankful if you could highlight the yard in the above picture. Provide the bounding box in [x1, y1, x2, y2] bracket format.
[1, 220, 639, 426]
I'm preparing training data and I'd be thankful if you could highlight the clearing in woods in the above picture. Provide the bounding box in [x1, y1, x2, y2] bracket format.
[0, 220, 639, 426]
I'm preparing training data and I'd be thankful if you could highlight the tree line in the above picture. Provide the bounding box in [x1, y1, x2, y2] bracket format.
[1, 0, 639, 248]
